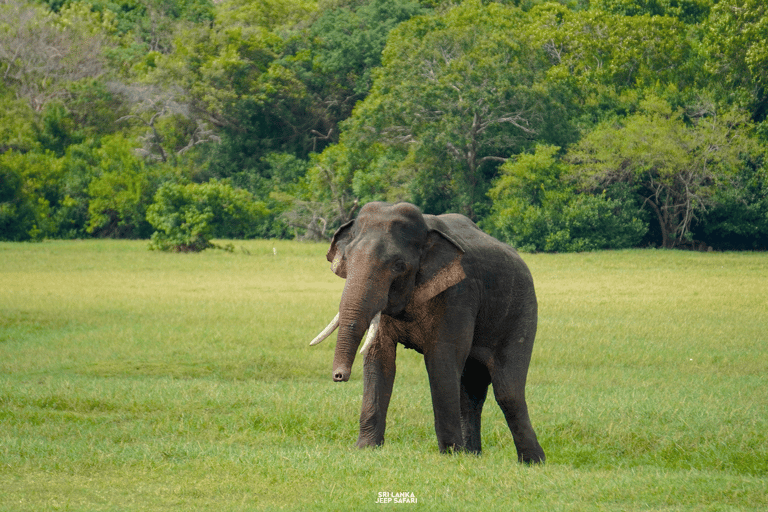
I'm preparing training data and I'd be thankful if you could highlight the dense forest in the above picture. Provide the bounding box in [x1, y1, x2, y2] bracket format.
[1, 0, 766, 250]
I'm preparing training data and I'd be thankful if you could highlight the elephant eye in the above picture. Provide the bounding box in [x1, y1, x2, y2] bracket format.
[392, 260, 407, 274]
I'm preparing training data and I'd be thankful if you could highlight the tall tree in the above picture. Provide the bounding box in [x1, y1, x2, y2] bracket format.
[702, 0, 768, 122]
[145, 3, 314, 185]
[301, 0, 425, 147]
[526, 3, 698, 125]
[591, 0, 713, 23]
[0, 2, 107, 111]
[569, 96, 756, 248]
[338, 1, 567, 218]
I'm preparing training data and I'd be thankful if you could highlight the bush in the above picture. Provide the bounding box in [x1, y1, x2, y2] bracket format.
[86, 135, 160, 238]
[487, 188, 648, 252]
[146, 180, 269, 252]
[486, 145, 648, 252]
[0, 150, 64, 241]
[693, 161, 768, 250]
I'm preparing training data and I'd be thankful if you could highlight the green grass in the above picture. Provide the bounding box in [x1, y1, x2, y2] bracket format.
[1, 240, 766, 511]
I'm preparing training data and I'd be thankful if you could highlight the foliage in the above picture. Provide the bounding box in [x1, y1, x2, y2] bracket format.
[0, 90, 39, 154]
[40, 0, 216, 57]
[144, 10, 318, 191]
[255, 152, 314, 239]
[486, 145, 647, 252]
[702, 0, 768, 122]
[278, 0, 427, 158]
[337, 1, 568, 218]
[277, 143, 360, 240]
[526, 3, 698, 123]
[0, 150, 64, 241]
[309, 0, 425, 97]
[1, 0, 768, 250]
[592, 0, 713, 23]
[693, 157, 768, 250]
[217, 0, 315, 31]
[146, 179, 269, 251]
[569, 96, 757, 248]
[86, 134, 162, 238]
[37, 101, 85, 157]
[0, 1, 110, 111]
[110, 82, 219, 165]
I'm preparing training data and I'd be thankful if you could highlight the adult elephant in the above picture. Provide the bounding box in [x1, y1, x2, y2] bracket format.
[310, 202, 545, 462]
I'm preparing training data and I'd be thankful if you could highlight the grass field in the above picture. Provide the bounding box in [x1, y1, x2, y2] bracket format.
[1, 240, 766, 511]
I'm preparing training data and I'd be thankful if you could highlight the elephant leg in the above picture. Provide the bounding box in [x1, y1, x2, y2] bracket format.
[460, 357, 490, 454]
[424, 307, 474, 453]
[356, 332, 396, 448]
[490, 369, 545, 463]
[424, 348, 465, 453]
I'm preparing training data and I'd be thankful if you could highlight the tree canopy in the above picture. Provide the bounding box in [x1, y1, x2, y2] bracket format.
[1, 0, 766, 250]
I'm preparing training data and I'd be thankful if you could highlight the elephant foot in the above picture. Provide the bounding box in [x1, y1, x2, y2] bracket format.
[439, 444, 461, 455]
[438, 443, 481, 455]
[518, 446, 546, 464]
[356, 436, 384, 449]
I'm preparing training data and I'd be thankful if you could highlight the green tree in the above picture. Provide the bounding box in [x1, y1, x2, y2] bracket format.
[61, 78, 130, 139]
[145, 3, 319, 193]
[41, 0, 216, 58]
[55, 140, 101, 238]
[486, 144, 647, 252]
[0, 90, 39, 154]
[276, 0, 427, 156]
[86, 134, 162, 238]
[216, 0, 315, 31]
[569, 96, 756, 248]
[111, 82, 219, 166]
[308, 0, 425, 99]
[702, 0, 768, 122]
[0, 150, 64, 241]
[694, 156, 768, 250]
[592, 0, 713, 23]
[37, 101, 85, 157]
[526, 4, 697, 124]
[279, 143, 359, 240]
[338, 1, 568, 218]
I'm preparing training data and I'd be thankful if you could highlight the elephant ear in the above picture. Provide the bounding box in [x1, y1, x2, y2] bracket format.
[412, 228, 466, 305]
[326, 219, 355, 278]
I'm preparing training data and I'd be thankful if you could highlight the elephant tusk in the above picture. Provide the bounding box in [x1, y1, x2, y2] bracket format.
[309, 313, 340, 346]
[359, 312, 381, 356]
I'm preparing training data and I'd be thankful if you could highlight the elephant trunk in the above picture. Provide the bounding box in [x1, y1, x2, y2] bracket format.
[331, 275, 388, 382]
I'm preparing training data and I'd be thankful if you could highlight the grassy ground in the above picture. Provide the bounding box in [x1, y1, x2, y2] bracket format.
[1, 240, 766, 511]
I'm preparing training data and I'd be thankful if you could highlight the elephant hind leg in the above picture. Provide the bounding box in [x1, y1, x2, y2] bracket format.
[460, 357, 491, 454]
[491, 372, 545, 464]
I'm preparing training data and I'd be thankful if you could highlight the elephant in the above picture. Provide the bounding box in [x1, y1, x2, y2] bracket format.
[309, 201, 545, 462]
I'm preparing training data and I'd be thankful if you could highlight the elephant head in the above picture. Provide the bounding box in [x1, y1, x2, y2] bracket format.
[310, 202, 466, 382]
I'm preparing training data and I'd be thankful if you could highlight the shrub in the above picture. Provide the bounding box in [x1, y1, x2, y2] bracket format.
[486, 145, 648, 252]
[86, 135, 159, 238]
[693, 161, 768, 250]
[0, 150, 64, 241]
[487, 188, 648, 252]
[146, 180, 269, 252]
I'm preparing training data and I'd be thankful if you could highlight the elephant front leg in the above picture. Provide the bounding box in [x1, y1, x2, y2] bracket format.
[356, 333, 396, 448]
[424, 348, 466, 453]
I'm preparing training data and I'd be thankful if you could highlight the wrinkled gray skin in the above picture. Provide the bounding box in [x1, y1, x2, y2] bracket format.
[320, 201, 545, 462]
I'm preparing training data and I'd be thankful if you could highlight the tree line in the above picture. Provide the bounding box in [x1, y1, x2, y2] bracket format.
[1, 0, 766, 251]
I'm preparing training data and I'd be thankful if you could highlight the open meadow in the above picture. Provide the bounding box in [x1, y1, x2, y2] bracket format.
[1, 240, 766, 511]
